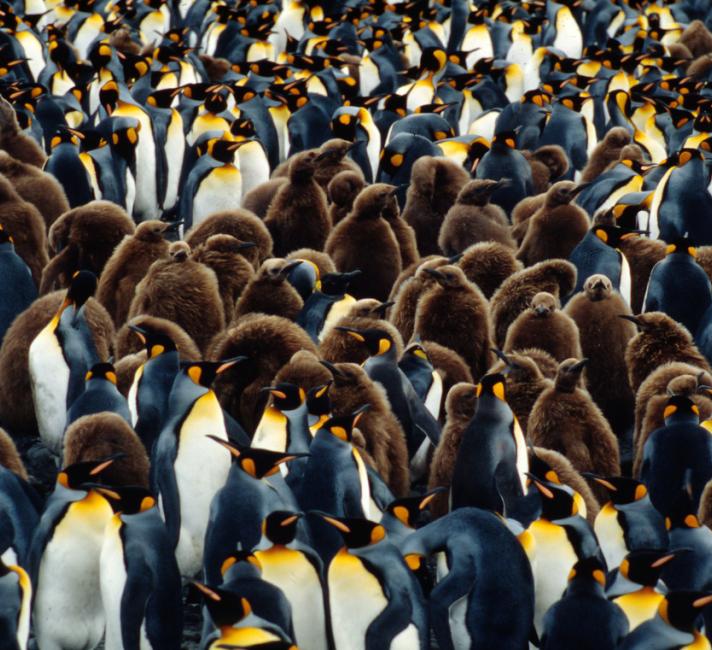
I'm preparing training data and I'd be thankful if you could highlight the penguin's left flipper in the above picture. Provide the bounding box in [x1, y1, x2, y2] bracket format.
[120, 570, 152, 649]
[429, 559, 474, 650]
[154, 451, 181, 548]
[223, 408, 250, 446]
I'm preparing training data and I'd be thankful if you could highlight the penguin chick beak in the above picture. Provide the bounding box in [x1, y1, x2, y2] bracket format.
[618, 314, 641, 327]
[570, 182, 591, 198]
[372, 300, 394, 317]
[237, 241, 257, 250]
[569, 358, 589, 373]
[423, 268, 445, 281]
[534, 306, 550, 317]
[320, 360, 346, 383]
[492, 178, 512, 191]
[162, 220, 183, 233]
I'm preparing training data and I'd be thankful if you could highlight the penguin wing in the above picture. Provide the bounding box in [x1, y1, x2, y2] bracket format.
[120, 566, 153, 649]
[153, 432, 180, 548]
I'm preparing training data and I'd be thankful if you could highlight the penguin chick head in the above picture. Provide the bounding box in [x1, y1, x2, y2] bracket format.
[422, 264, 469, 290]
[168, 241, 190, 262]
[182, 357, 249, 387]
[134, 219, 173, 242]
[456, 179, 510, 206]
[262, 510, 302, 545]
[262, 382, 305, 411]
[492, 351, 544, 383]
[658, 591, 712, 632]
[530, 291, 558, 317]
[662, 394, 700, 424]
[206, 437, 306, 478]
[129, 323, 178, 358]
[351, 183, 398, 220]
[85, 362, 118, 384]
[584, 475, 648, 506]
[316, 138, 354, 165]
[554, 358, 589, 393]
[95, 485, 156, 514]
[335, 326, 395, 356]
[288, 150, 319, 182]
[583, 274, 612, 301]
[545, 180, 589, 207]
[617, 549, 678, 589]
[0, 96, 20, 135]
[57, 454, 122, 490]
[327, 171, 365, 207]
[257, 258, 303, 284]
[567, 556, 607, 588]
[385, 489, 443, 528]
[317, 514, 386, 548]
[203, 234, 257, 256]
[604, 126, 632, 149]
[318, 403, 370, 441]
[444, 382, 478, 421]
[528, 474, 584, 521]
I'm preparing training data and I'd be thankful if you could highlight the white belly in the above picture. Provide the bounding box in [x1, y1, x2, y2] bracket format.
[238, 144, 270, 196]
[162, 112, 185, 211]
[101, 516, 128, 650]
[192, 167, 242, 227]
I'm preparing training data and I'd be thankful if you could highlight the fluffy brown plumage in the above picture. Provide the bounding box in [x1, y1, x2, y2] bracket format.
[617, 235, 666, 313]
[624, 312, 711, 394]
[127, 243, 224, 353]
[402, 156, 470, 256]
[526, 145, 570, 194]
[0, 427, 27, 479]
[273, 350, 331, 390]
[327, 170, 365, 226]
[518, 347, 560, 379]
[581, 128, 632, 182]
[232, 258, 304, 322]
[272, 139, 363, 189]
[41, 201, 135, 294]
[517, 181, 590, 266]
[325, 183, 402, 301]
[504, 292, 582, 362]
[510, 194, 545, 246]
[95, 220, 171, 327]
[687, 53, 712, 79]
[0, 152, 69, 227]
[264, 151, 331, 256]
[191, 234, 255, 323]
[698, 479, 712, 528]
[325, 361, 410, 496]
[680, 19, 712, 57]
[0, 293, 114, 437]
[490, 259, 577, 347]
[185, 209, 271, 266]
[0, 97, 45, 167]
[528, 359, 620, 499]
[438, 179, 515, 255]
[413, 265, 492, 380]
[240, 178, 288, 219]
[63, 413, 149, 487]
[115, 315, 201, 361]
[428, 381, 478, 517]
[381, 192, 420, 269]
[457, 241, 523, 299]
[286, 248, 336, 277]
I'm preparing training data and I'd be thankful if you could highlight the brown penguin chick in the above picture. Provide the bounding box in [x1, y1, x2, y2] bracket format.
[413, 265, 493, 380]
[428, 381, 478, 518]
[115, 314, 202, 360]
[421, 341, 473, 422]
[324, 361, 410, 496]
[528, 359, 621, 497]
[667, 42, 693, 65]
[264, 151, 331, 256]
[680, 19, 712, 57]
[526, 145, 570, 194]
[603, 144, 646, 173]
[0, 97, 45, 167]
[327, 170, 365, 226]
[580, 128, 632, 182]
[624, 312, 711, 394]
[95, 220, 172, 327]
[127, 242, 224, 354]
[0, 293, 114, 437]
[0, 427, 28, 479]
[389, 257, 450, 342]
[687, 54, 712, 79]
[191, 234, 256, 323]
[517, 181, 590, 266]
[529, 447, 600, 524]
[273, 349, 331, 391]
[490, 351, 554, 436]
[401, 155, 471, 256]
[286, 248, 336, 277]
[198, 54, 231, 81]
[272, 139, 363, 189]
[41, 201, 135, 294]
[108, 25, 141, 55]
[457, 241, 523, 299]
[617, 234, 666, 313]
[438, 179, 516, 255]
[241, 178, 288, 219]
[325, 183, 402, 301]
[63, 413, 149, 488]
[504, 292, 582, 363]
[185, 209, 271, 266]
[381, 190, 420, 269]
[209, 314, 318, 433]
[510, 194, 545, 246]
[490, 259, 577, 347]
[389, 255, 449, 302]
[0, 175, 48, 286]
[694, 245, 712, 287]
[564, 274, 637, 439]
[232, 258, 304, 322]
[633, 374, 712, 476]
[698, 479, 712, 528]
[320, 300, 403, 365]
[0, 151, 69, 227]
[517, 347, 560, 380]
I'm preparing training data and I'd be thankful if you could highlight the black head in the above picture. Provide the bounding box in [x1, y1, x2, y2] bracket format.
[620, 549, 678, 587]
[584, 475, 648, 505]
[182, 357, 248, 387]
[193, 583, 252, 628]
[207, 437, 305, 478]
[85, 362, 117, 385]
[320, 270, 362, 295]
[666, 237, 697, 257]
[663, 395, 700, 424]
[660, 591, 712, 632]
[262, 510, 302, 545]
[62, 270, 98, 312]
[57, 454, 123, 490]
[95, 485, 156, 514]
[219, 550, 262, 578]
[528, 474, 584, 521]
[316, 513, 386, 549]
[334, 326, 395, 357]
[385, 489, 444, 528]
[263, 382, 305, 411]
[129, 323, 177, 358]
[318, 404, 370, 442]
[477, 372, 508, 402]
[567, 556, 607, 588]
[306, 382, 332, 416]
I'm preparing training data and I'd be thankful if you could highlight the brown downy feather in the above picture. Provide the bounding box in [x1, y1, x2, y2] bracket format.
[526, 145, 570, 194]
[490, 259, 577, 347]
[694, 246, 712, 286]
[241, 178, 288, 219]
[63, 413, 149, 487]
[617, 235, 666, 313]
[287, 248, 336, 277]
[115, 315, 201, 361]
[0, 97, 46, 167]
[232, 258, 304, 322]
[108, 26, 141, 55]
[42, 201, 135, 294]
[0, 427, 27, 479]
[625, 312, 711, 394]
[273, 350, 331, 390]
[680, 20, 712, 58]
[96, 220, 171, 327]
[581, 128, 631, 182]
[115, 351, 145, 398]
[327, 170, 365, 226]
[504, 292, 582, 362]
[402, 156, 470, 257]
[381, 192, 420, 269]
[389, 255, 448, 301]
[0, 294, 114, 437]
[414, 265, 492, 380]
[510, 194, 545, 246]
[209, 314, 318, 434]
[428, 382, 478, 517]
[516, 347, 560, 379]
[457, 242, 523, 299]
[325, 361, 410, 497]
[185, 209, 271, 266]
[698, 479, 712, 529]
[0, 151, 69, 227]
[198, 54, 231, 81]
[422, 341, 473, 423]
[688, 54, 712, 79]
[272, 139, 363, 190]
[603, 144, 645, 173]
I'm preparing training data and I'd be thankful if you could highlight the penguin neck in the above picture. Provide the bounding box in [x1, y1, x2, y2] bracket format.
[565, 578, 604, 598]
[664, 411, 700, 426]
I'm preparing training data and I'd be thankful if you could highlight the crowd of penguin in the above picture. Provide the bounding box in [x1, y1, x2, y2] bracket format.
[6, 0, 712, 647]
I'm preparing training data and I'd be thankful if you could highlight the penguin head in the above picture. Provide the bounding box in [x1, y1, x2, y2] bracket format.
[99, 80, 120, 114]
[85, 362, 118, 385]
[347, 298, 392, 319]
[616, 549, 678, 589]
[665, 483, 703, 530]
[95, 485, 157, 514]
[317, 403, 370, 442]
[320, 270, 362, 295]
[57, 454, 122, 490]
[306, 381, 332, 416]
[528, 474, 585, 521]
[219, 550, 262, 580]
[316, 138, 354, 165]
[422, 264, 469, 290]
[530, 291, 558, 317]
[288, 150, 319, 182]
[334, 326, 395, 357]
[567, 556, 607, 589]
[385, 489, 443, 528]
[327, 171, 366, 208]
[444, 382, 478, 422]
[258, 259, 304, 284]
[402, 340, 431, 364]
[585, 475, 648, 506]
[456, 179, 510, 207]
[351, 183, 398, 220]
[545, 181, 589, 207]
[261, 510, 302, 545]
[262, 382, 306, 411]
[168, 241, 190, 262]
[527, 450, 564, 486]
[491, 131, 518, 151]
[658, 591, 712, 632]
[59, 270, 98, 319]
[204, 138, 245, 164]
[193, 583, 253, 629]
[492, 349, 545, 383]
[129, 323, 178, 358]
[49, 128, 81, 150]
[603, 126, 632, 149]
[182, 357, 249, 388]
[476, 372, 508, 402]
[203, 235, 257, 259]
[583, 274, 613, 302]
[662, 394, 700, 425]
[665, 237, 697, 257]
[554, 358, 588, 393]
[317, 513, 386, 548]
[134, 219, 174, 242]
[0, 224, 14, 246]
[207, 437, 306, 478]
[286, 258, 320, 299]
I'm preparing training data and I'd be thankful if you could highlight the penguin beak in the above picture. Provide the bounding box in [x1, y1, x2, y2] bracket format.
[128, 324, 147, 343]
[492, 178, 512, 191]
[534, 306, 550, 316]
[320, 360, 346, 383]
[237, 241, 257, 250]
[569, 182, 591, 197]
[618, 314, 641, 328]
[335, 326, 366, 342]
[423, 268, 445, 281]
[372, 301, 394, 317]
[570, 358, 589, 373]
[216, 356, 249, 374]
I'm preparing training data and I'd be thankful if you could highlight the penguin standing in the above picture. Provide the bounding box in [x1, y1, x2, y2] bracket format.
[66, 361, 131, 428]
[327, 170, 365, 225]
[233, 259, 304, 322]
[252, 383, 310, 460]
[0, 225, 36, 345]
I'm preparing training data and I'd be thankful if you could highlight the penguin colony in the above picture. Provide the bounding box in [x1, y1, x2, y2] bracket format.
[6, 0, 712, 648]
